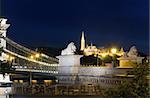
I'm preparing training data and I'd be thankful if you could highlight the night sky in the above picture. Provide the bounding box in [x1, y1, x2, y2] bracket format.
[1, 0, 149, 54]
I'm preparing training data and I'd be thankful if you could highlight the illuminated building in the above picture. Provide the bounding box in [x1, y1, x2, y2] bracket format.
[80, 32, 124, 57]
[84, 43, 97, 56]
[80, 31, 85, 51]
[57, 42, 145, 88]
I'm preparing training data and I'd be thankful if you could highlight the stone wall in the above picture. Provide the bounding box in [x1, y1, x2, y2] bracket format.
[79, 66, 132, 76]
[77, 66, 133, 88]
[78, 75, 132, 88]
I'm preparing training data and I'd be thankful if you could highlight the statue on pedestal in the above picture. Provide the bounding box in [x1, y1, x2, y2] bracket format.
[127, 46, 138, 57]
[57, 42, 82, 84]
[0, 18, 10, 34]
[61, 42, 76, 55]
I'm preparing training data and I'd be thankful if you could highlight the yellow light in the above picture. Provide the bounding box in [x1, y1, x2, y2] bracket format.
[30, 55, 34, 59]
[10, 56, 15, 61]
[14, 80, 18, 83]
[6, 54, 10, 59]
[19, 80, 23, 83]
[44, 80, 52, 83]
[5, 54, 15, 61]
[35, 53, 40, 58]
[101, 53, 107, 58]
[111, 48, 117, 54]
[32, 80, 37, 83]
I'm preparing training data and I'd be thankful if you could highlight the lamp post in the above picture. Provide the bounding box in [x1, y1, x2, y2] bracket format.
[29, 55, 34, 85]
[101, 53, 107, 66]
[35, 53, 40, 59]
[96, 54, 99, 65]
[111, 48, 117, 67]
[29, 53, 40, 85]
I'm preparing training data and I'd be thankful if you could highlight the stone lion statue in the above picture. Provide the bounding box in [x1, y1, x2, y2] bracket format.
[61, 42, 76, 55]
[127, 46, 138, 57]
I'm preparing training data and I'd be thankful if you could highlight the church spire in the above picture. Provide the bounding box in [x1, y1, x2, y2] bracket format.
[80, 31, 85, 51]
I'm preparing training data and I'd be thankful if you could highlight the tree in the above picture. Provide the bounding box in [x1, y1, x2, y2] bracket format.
[128, 63, 149, 97]
[103, 62, 149, 97]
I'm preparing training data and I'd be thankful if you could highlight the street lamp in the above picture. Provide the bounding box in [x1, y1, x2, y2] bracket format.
[110, 48, 117, 67]
[5, 54, 10, 59]
[30, 53, 40, 60]
[9, 57, 15, 61]
[29, 55, 35, 85]
[101, 53, 107, 58]
[30, 55, 34, 59]
[35, 53, 40, 58]
[111, 48, 117, 54]
[29, 53, 40, 85]
[6, 54, 15, 62]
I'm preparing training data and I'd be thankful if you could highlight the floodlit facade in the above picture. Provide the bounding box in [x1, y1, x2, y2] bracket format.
[57, 42, 145, 88]
[80, 32, 124, 57]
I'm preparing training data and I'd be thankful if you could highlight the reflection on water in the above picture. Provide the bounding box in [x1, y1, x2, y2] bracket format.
[12, 84, 103, 96]
[11, 96, 100, 98]
[0, 85, 102, 98]
[0, 95, 10, 98]
[0, 87, 12, 95]
[0, 95, 100, 98]
[0, 87, 12, 98]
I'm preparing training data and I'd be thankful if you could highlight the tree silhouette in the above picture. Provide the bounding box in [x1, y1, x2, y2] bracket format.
[103, 62, 149, 97]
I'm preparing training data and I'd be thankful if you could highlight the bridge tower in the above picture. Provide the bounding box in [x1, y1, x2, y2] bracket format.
[0, 18, 10, 48]
[0, 18, 10, 61]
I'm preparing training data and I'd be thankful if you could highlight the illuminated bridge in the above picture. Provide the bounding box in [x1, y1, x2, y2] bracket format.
[0, 18, 59, 75]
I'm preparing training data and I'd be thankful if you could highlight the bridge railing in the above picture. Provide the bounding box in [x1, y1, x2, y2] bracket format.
[12, 63, 59, 74]
[5, 37, 58, 64]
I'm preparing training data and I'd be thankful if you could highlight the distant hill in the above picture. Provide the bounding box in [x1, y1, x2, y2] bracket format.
[35, 47, 62, 57]
[34, 47, 82, 57]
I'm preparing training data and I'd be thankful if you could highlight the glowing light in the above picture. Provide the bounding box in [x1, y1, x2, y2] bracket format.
[30, 55, 34, 59]
[111, 48, 117, 54]
[35, 53, 40, 58]
[32, 80, 37, 83]
[6, 54, 10, 59]
[14, 80, 18, 83]
[44, 80, 52, 83]
[19, 80, 23, 83]
[9, 57, 15, 61]
[101, 53, 108, 58]
[5, 54, 15, 61]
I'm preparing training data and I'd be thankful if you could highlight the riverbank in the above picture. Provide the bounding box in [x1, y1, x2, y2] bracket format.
[13, 84, 104, 96]
[11, 95, 102, 98]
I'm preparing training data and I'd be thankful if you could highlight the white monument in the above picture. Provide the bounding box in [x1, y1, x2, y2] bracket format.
[56, 42, 83, 84]
[118, 46, 144, 68]
[61, 42, 76, 55]
[0, 18, 10, 48]
[0, 18, 10, 61]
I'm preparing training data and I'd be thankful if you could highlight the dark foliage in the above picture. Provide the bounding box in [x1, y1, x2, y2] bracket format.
[80, 55, 101, 65]
[103, 62, 149, 97]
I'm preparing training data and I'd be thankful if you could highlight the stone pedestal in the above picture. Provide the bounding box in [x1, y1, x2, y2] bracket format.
[118, 56, 144, 68]
[56, 55, 83, 84]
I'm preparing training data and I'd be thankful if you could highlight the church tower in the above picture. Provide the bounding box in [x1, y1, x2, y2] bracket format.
[80, 31, 85, 51]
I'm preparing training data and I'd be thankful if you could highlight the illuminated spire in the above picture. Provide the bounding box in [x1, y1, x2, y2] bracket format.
[90, 41, 93, 46]
[80, 31, 85, 51]
[120, 47, 124, 53]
